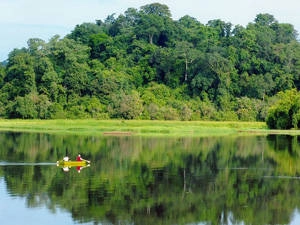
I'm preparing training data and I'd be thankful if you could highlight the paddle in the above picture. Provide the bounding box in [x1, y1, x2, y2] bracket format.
[77, 154, 90, 164]
[82, 158, 91, 164]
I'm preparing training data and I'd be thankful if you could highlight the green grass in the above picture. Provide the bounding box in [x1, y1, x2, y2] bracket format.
[0, 119, 297, 137]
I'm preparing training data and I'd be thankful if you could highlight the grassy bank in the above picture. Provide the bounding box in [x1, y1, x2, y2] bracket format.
[0, 119, 280, 137]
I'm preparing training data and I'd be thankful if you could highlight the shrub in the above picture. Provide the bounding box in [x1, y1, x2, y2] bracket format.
[266, 89, 300, 129]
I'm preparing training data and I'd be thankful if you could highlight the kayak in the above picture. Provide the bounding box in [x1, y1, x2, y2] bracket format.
[56, 160, 90, 167]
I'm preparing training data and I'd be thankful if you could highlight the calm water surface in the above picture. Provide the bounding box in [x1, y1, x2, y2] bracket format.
[1, 132, 300, 225]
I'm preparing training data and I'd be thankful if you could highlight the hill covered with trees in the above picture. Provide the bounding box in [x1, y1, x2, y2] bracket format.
[0, 3, 299, 127]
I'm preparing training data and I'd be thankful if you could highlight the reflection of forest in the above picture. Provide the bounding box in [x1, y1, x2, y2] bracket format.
[1, 132, 300, 225]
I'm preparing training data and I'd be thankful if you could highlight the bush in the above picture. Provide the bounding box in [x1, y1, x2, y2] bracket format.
[145, 103, 164, 120]
[266, 89, 300, 129]
[14, 94, 38, 119]
[108, 91, 143, 119]
[179, 104, 192, 121]
[236, 97, 261, 121]
[49, 103, 66, 119]
[162, 106, 179, 120]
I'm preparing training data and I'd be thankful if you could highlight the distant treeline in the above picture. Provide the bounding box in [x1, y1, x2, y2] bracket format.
[0, 3, 299, 128]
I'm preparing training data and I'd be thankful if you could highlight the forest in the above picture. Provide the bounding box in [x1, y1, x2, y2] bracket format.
[0, 3, 300, 128]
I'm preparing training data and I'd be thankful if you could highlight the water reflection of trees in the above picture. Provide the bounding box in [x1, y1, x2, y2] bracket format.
[1, 132, 300, 224]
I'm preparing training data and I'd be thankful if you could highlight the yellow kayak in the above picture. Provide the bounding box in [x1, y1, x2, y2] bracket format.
[56, 160, 90, 167]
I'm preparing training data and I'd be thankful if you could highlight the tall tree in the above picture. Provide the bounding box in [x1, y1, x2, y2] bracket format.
[175, 41, 199, 81]
[5, 50, 36, 98]
[140, 3, 171, 18]
[254, 13, 277, 26]
[67, 23, 103, 44]
[207, 19, 232, 38]
[136, 3, 172, 45]
[48, 37, 91, 98]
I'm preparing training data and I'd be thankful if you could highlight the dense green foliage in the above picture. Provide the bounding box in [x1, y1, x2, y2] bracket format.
[266, 89, 300, 129]
[1, 3, 300, 123]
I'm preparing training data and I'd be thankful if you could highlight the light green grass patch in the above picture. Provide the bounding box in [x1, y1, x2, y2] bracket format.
[0, 119, 296, 137]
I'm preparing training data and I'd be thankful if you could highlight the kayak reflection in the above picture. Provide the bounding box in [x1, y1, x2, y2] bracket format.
[58, 163, 91, 173]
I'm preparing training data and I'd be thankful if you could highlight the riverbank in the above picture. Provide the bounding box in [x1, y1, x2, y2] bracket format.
[0, 119, 298, 137]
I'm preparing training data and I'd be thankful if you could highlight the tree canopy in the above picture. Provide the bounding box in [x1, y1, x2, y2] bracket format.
[0, 3, 300, 127]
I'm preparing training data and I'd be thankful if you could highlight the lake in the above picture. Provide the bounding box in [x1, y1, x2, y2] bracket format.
[1, 132, 300, 225]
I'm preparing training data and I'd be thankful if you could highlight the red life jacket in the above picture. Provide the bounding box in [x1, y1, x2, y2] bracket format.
[77, 155, 82, 161]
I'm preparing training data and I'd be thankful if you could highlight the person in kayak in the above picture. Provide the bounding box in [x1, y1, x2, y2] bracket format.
[77, 154, 83, 161]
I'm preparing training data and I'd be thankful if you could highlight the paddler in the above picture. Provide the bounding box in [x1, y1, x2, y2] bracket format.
[77, 154, 83, 161]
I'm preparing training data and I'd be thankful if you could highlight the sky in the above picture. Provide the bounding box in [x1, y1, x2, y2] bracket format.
[0, 0, 299, 61]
